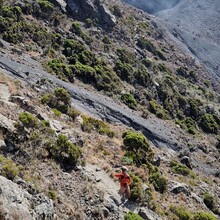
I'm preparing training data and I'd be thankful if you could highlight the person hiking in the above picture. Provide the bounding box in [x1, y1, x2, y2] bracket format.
[115, 166, 131, 201]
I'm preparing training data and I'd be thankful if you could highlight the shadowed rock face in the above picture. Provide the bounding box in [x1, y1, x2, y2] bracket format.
[66, 0, 116, 26]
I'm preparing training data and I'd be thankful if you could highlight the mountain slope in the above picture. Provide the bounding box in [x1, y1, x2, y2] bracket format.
[0, 0, 220, 219]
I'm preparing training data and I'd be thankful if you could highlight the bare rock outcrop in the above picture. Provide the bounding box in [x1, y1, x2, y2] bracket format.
[66, 0, 116, 27]
[0, 176, 54, 220]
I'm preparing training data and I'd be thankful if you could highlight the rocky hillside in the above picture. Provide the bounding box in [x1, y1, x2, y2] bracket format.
[124, 0, 220, 90]
[0, 0, 220, 219]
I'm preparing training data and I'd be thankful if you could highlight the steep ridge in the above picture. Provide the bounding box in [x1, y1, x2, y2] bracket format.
[0, 52, 186, 151]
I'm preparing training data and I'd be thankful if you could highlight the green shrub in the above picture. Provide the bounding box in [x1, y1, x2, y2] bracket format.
[134, 67, 151, 87]
[19, 112, 38, 128]
[170, 160, 190, 176]
[48, 190, 57, 200]
[78, 50, 97, 66]
[122, 131, 149, 150]
[52, 108, 61, 116]
[2, 161, 19, 180]
[121, 93, 137, 109]
[129, 173, 143, 201]
[170, 206, 192, 220]
[111, 5, 122, 17]
[48, 59, 74, 82]
[81, 116, 114, 137]
[121, 156, 134, 165]
[149, 172, 167, 193]
[137, 37, 156, 53]
[41, 93, 54, 105]
[37, 0, 54, 14]
[67, 107, 80, 121]
[48, 134, 82, 167]
[72, 21, 82, 36]
[124, 211, 143, 220]
[199, 114, 219, 134]
[63, 39, 86, 57]
[149, 99, 170, 120]
[54, 87, 71, 104]
[176, 117, 198, 135]
[114, 60, 134, 83]
[70, 62, 96, 84]
[203, 192, 219, 214]
[142, 58, 153, 68]
[193, 212, 217, 220]
[41, 87, 71, 114]
[1, 159, 20, 180]
[85, 18, 93, 27]
[122, 131, 153, 165]
[116, 48, 136, 64]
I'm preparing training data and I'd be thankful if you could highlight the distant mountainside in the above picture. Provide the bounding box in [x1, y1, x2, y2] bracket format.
[124, 0, 181, 14]
[124, 0, 220, 89]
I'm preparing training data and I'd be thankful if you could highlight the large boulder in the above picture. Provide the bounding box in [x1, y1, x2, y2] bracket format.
[0, 176, 54, 219]
[66, 0, 116, 27]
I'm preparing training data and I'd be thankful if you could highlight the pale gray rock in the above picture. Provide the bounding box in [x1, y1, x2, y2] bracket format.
[0, 176, 54, 220]
[33, 193, 54, 219]
[0, 176, 32, 220]
[0, 114, 15, 132]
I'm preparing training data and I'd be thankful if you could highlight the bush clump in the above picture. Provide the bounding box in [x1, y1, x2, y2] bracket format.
[48, 190, 57, 201]
[129, 173, 143, 201]
[199, 114, 219, 134]
[48, 134, 82, 167]
[170, 206, 192, 220]
[193, 212, 217, 220]
[41, 87, 71, 114]
[124, 212, 144, 220]
[48, 59, 74, 82]
[203, 192, 219, 214]
[114, 60, 134, 83]
[19, 112, 38, 128]
[124, 211, 143, 220]
[81, 115, 114, 137]
[122, 130, 154, 165]
[116, 48, 136, 65]
[0, 155, 22, 180]
[176, 117, 198, 135]
[170, 160, 190, 176]
[149, 99, 170, 120]
[121, 93, 137, 109]
[149, 171, 167, 193]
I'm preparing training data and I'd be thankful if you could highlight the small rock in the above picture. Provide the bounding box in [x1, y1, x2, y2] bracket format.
[96, 168, 101, 172]
[138, 207, 162, 220]
[95, 177, 101, 182]
[170, 181, 190, 196]
[180, 156, 192, 169]
[102, 207, 110, 217]
[152, 156, 161, 167]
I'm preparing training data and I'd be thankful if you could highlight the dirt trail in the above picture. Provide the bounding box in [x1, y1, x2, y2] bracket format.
[84, 164, 137, 216]
[85, 164, 121, 203]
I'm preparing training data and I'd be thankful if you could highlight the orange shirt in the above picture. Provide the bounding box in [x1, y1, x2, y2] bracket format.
[115, 172, 131, 186]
